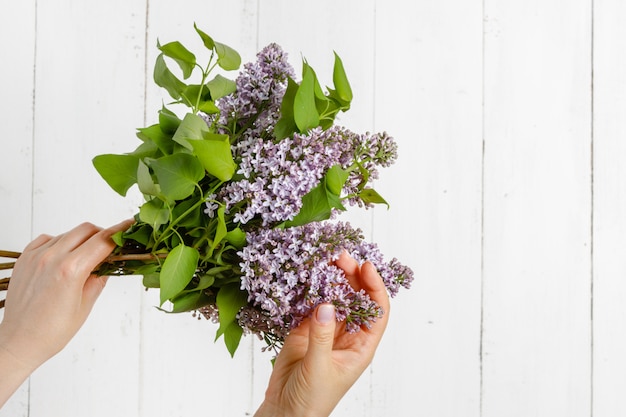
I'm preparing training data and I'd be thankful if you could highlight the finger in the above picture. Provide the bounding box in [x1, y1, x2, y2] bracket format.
[80, 274, 109, 316]
[54, 223, 104, 253]
[73, 219, 134, 274]
[22, 233, 54, 253]
[303, 303, 337, 370]
[360, 261, 390, 329]
[335, 251, 361, 291]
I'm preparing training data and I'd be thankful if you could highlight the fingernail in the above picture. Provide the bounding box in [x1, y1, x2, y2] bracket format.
[316, 304, 335, 324]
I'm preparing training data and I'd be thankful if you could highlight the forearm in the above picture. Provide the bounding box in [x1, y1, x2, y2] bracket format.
[255, 401, 328, 417]
[0, 332, 37, 409]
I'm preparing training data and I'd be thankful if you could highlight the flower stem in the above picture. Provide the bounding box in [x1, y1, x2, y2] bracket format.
[0, 252, 170, 308]
[0, 262, 15, 271]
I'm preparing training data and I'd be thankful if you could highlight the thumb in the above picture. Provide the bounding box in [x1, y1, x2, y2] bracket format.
[304, 303, 337, 367]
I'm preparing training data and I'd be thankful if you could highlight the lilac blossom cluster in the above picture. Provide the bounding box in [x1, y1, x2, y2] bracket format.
[341, 130, 399, 208]
[204, 43, 400, 226]
[213, 126, 400, 225]
[216, 126, 354, 226]
[237, 221, 413, 343]
[216, 42, 295, 140]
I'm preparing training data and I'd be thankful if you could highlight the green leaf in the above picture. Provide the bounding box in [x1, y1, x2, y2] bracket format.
[169, 290, 212, 313]
[223, 322, 244, 357]
[157, 40, 196, 79]
[207, 75, 236, 100]
[92, 154, 139, 196]
[209, 206, 228, 255]
[285, 178, 345, 227]
[225, 227, 246, 249]
[137, 160, 159, 196]
[172, 113, 209, 150]
[359, 188, 390, 208]
[137, 124, 174, 155]
[158, 106, 181, 134]
[150, 153, 204, 201]
[189, 132, 236, 181]
[194, 24, 241, 71]
[130, 139, 160, 159]
[294, 64, 320, 132]
[142, 273, 161, 289]
[325, 165, 349, 195]
[111, 231, 125, 247]
[215, 283, 248, 356]
[139, 198, 169, 228]
[195, 274, 216, 290]
[135, 263, 160, 276]
[171, 198, 202, 228]
[331, 52, 353, 104]
[274, 77, 299, 139]
[124, 224, 152, 247]
[214, 42, 241, 71]
[198, 100, 220, 114]
[154, 53, 187, 100]
[159, 244, 199, 305]
[194, 24, 216, 50]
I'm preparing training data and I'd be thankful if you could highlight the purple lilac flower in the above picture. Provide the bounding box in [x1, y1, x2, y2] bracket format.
[218, 126, 355, 226]
[237, 221, 413, 342]
[202, 43, 400, 223]
[217, 43, 295, 139]
[342, 131, 399, 208]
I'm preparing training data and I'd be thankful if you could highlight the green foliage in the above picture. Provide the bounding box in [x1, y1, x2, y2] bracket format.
[274, 52, 353, 136]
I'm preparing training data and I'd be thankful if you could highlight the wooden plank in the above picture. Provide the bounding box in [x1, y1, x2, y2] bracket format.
[592, 0, 626, 415]
[371, 2, 483, 417]
[482, 1, 592, 416]
[21, 0, 147, 415]
[0, 0, 37, 416]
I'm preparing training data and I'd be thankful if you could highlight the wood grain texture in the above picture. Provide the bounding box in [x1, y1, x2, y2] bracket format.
[482, 1, 593, 416]
[0, 0, 37, 415]
[371, 1, 483, 417]
[593, 1, 626, 416]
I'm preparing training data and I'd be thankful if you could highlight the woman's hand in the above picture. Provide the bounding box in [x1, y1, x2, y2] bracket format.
[255, 252, 391, 417]
[0, 220, 132, 408]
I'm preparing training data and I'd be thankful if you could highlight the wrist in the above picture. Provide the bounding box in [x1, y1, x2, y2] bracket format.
[255, 400, 328, 417]
[254, 400, 282, 417]
[0, 322, 43, 375]
[0, 325, 39, 408]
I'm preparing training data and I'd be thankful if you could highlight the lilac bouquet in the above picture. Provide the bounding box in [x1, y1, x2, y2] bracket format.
[0, 26, 413, 356]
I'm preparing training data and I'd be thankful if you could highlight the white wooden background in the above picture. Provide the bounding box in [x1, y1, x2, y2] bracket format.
[0, 1, 624, 416]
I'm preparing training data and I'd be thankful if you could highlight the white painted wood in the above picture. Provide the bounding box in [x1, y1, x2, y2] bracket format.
[482, 1, 593, 416]
[4, 1, 624, 417]
[0, 1, 37, 416]
[18, 1, 147, 416]
[592, 1, 626, 416]
[372, 1, 483, 416]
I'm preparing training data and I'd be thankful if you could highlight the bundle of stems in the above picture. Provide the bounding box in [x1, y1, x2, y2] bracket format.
[0, 250, 20, 309]
[0, 250, 168, 309]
